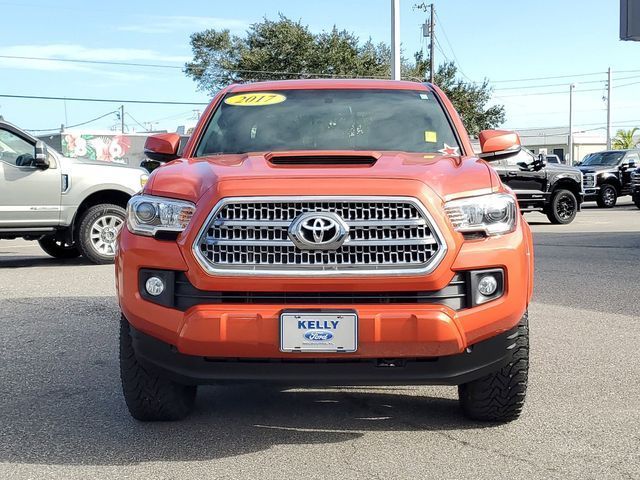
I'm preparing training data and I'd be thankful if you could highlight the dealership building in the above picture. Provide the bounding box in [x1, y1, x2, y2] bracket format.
[515, 127, 607, 164]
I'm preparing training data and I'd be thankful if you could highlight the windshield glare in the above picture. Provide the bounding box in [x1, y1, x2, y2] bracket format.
[196, 89, 460, 156]
[582, 151, 625, 166]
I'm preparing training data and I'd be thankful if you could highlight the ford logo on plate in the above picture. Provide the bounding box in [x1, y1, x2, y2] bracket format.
[304, 330, 334, 341]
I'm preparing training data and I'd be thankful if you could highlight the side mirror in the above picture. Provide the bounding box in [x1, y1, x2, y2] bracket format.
[33, 141, 50, 169]
[478, 130, 522, 160]
[140, 158, 162, 173]
[144, 133, 181, 162]
[619, 163, 630, 170]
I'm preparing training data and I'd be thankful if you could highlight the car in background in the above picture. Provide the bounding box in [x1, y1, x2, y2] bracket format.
[491, 147, 583, 224]
[631, 166, 640, 209]
[0, 120, 148, 263]
[577, 149, 639, 208]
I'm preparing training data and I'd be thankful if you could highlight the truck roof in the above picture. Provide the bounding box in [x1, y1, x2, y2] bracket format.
[228, 79, 432, 92]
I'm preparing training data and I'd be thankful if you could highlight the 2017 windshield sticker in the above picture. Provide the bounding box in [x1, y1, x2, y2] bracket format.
[438, 144, 460, 156]
[224, 93, 286, 106]
[424, 131, 437, 143]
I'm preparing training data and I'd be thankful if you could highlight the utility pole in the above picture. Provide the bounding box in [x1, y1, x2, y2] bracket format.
[568, 83, 575, 165]
[429, 3, 435, 83]
[120, 105, 125, 133]
[391, 0, 401, 80]
[606, 67, 612, 150]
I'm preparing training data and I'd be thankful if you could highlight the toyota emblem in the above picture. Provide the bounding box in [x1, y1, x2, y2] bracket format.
[288, 212, 349, 250]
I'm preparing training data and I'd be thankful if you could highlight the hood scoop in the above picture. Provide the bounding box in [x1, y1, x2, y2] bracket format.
[267, 153, 378, 166]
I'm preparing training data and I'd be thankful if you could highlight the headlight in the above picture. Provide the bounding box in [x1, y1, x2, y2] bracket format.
[444, 193, 517, 236]
[126, 194, 195, 236]
[140, 174, 149, 189]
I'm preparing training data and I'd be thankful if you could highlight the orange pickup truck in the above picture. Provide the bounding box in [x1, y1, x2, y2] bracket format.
[116, 79, 533, 422]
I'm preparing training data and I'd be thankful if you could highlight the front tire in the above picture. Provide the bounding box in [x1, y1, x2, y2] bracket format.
[37, 235, 81, 259]
[77, 204, 125, 264]
[120, 317, 197, 421]
[596, 184, 617, 208]
[633, 194, 640, 210]
[458, 312, 529, 422]
[546, 189, 578, 224]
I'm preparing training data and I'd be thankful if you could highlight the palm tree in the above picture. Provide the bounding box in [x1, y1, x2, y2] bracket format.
[612, 128, 639, 149]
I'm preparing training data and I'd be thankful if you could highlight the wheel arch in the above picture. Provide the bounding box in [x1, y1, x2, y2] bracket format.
[600, 175, 622, 193]
[551, 177, 582, 200]
[72, 189, 131, 238]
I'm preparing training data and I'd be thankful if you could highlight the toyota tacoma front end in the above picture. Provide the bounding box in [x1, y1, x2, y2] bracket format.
[116, 80, 534, 422]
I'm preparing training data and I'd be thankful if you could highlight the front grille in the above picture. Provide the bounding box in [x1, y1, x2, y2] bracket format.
[632, 171, 640, 187]
[173, 272, 467, 310]
[583, 174, 596, 188]
[194, 197, 445, 276]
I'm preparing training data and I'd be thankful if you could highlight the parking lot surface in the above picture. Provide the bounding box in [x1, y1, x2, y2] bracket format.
[1, 200, 639, 479]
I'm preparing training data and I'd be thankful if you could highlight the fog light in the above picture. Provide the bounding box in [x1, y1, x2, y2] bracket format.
[478, 275, 498, 296]
[145, 276, 165, 296]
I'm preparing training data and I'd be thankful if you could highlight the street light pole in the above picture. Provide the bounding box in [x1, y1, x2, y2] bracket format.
[606, 67, 612, 150]
[391, 0, 401, 80]
[568, 83, 575, 165]
[429, 3, 435, 83]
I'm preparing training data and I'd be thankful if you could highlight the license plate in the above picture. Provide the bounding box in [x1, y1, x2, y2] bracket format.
[280, 310, 358, 353]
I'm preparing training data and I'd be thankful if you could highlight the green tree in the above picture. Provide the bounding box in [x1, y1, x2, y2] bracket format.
[185, 15, 504, 135]
[404, 53, 504, 134]
[612, 128, 639, 149]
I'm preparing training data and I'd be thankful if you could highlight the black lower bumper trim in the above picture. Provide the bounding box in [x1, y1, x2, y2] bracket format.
[129, 323, 518, 387]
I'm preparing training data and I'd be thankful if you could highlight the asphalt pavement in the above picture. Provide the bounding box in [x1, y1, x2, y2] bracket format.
[1, 199, 639, 479]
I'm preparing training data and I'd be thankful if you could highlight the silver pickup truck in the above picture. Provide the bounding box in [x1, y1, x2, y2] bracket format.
[0, 120, 147, 264]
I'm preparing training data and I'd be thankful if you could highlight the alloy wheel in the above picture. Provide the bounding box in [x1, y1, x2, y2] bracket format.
[89, 214, 123, 256]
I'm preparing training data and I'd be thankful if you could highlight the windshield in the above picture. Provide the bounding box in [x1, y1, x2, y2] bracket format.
[195, 89, 461, 156]
[581, 151, 625, 166]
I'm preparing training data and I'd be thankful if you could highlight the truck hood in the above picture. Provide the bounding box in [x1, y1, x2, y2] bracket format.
[577, 165, 614, 174]
[145, 151, 495, 203]
[546, 163, 582, 174]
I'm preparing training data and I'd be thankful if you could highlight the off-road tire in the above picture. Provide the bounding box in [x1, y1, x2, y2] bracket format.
[77, 203, 125, 264]
[37, 235, 81, 259]
[120, 317, 197, 421]
[546, 189, 578, 224]
[596, 184, 617, 208]
[458, 312, 529, 422]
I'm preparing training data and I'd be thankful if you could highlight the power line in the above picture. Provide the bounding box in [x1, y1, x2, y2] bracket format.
[433, 11, 475, 83]
[26, 110, 118, 132]
[0, 94, 209, 105]
[489, 71, 606, 83]
[492, 74, 640, 91]
[0, 55, 184, 70]
[125, 112, 148, 131]
[494, 87, 605, 98]
[494, 78, 606, 91]
[511, 118, 640, 132]
[4, 53, 640, 88]
[0, 54, 393, 79]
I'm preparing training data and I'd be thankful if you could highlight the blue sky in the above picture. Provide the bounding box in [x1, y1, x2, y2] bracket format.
[1, 0, 639, 135]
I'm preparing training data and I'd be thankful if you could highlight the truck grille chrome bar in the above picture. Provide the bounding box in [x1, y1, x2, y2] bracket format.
[193, 196, 447, 276]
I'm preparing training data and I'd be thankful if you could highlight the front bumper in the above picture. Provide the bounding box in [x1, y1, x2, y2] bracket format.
[117, 222, 532, 361]
[583, 187, 599, 200]
[117, 181, 533, 370]
[128, 320, 520, 386]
